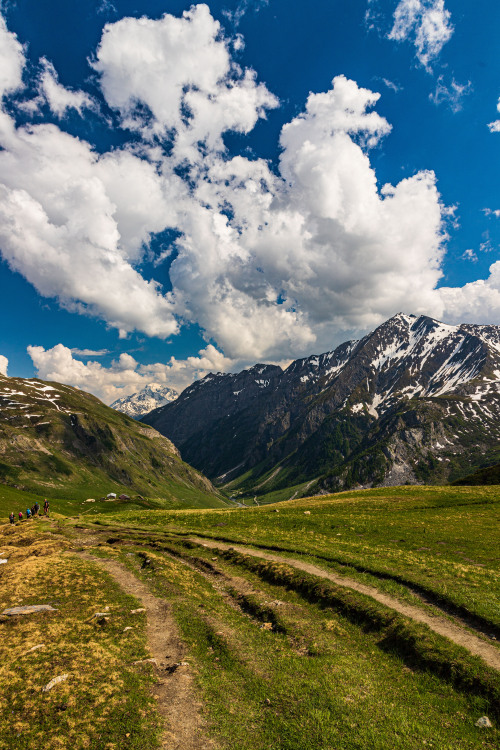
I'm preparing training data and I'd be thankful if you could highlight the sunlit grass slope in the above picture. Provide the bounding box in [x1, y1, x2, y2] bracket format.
[0, 482, 227, 522]
[97, 485, 500, 632]
[0, 521, 160, 750]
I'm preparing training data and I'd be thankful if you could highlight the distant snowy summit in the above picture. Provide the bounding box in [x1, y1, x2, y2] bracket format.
[111, 383, 178, 419]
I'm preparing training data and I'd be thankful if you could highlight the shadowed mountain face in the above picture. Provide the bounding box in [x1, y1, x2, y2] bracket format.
[0, 374, 221, 506]
[142, 314, 500, 496]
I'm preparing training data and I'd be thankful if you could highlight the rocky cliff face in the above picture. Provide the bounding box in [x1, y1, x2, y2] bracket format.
[142, 314, 500, 495]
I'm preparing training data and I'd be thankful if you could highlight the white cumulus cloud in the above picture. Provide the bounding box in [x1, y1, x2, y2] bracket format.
[437, 261, 500, 324]
[0, 354, 8, 376]
[0, 38, 181, 338]
[389, 0, 453, 69]
[28, 343, 235, 403]
[92, 3, 278, 160]
[0, 16, 24, 98]
[488, 97, 500, 133]
[39, 58, 94, 117]
[166, 74, 447, 358]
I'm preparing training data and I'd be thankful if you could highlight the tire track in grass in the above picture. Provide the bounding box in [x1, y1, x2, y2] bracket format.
[75, 552, 216, 750]
[188, 537, 500, 672]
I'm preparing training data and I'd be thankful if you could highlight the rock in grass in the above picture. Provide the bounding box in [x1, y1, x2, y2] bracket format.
[27, 644, 45, 653]
[130, 608, 146, 614]
[2, 604, 56, 615]
[304, 511, 311, 515]
[43, 674, 68, 692]
[475, 716, 493, 728]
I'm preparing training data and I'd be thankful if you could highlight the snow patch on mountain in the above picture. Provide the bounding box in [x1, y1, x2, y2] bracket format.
[0, 377, 73, 424]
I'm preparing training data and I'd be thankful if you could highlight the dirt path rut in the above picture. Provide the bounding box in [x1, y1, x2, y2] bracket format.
[189, 537, 500, 672]
[76, 553, 215, 750]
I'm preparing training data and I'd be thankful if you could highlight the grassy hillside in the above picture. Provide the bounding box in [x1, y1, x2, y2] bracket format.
[0, 374, 226, 510]
[452, 462, 500, 486]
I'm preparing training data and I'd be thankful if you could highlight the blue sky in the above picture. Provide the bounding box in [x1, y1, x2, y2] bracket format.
[0, 0, 499, 402]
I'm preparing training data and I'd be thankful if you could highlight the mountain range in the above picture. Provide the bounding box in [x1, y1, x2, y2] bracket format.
[111, 383, 178, 419]
[142, 314, 500, 499]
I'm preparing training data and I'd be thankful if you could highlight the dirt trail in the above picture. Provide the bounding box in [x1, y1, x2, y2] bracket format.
[253, 466, 281, 491]
[188, 537, 500, 672]
[76, 553, 215, 750]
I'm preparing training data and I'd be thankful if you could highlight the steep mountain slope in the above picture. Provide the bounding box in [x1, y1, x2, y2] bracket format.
[111, 383, 178, 419]
[142, 314, 500, 496]
[0, 374, 223, 507]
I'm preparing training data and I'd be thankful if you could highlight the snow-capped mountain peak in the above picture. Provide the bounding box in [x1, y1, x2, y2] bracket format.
[111, 383, 178, 419]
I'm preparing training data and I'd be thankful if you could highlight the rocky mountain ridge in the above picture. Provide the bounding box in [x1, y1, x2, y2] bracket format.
[111, 383, 178, 419]
[142, 314, 500, 497]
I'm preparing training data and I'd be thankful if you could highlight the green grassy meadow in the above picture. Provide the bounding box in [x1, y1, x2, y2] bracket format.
[92, 534, 499, 750]
[0, 478, 228, 522]
[1, 483, 499, 748]
[96, 485, 500, 631]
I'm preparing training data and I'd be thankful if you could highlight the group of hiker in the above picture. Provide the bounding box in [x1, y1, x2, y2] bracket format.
[9, 499, 49, 524]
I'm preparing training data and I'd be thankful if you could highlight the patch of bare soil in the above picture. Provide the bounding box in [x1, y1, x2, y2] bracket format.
[189, 537, 500, 672]
[76, 552, 216, 750]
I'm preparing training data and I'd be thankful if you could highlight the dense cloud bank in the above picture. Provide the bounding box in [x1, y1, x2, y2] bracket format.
[27, 343, 233, 402]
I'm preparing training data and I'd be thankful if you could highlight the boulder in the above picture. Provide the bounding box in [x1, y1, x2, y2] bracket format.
[2, 604, 56, 616]
[475, 716, 493, 728]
